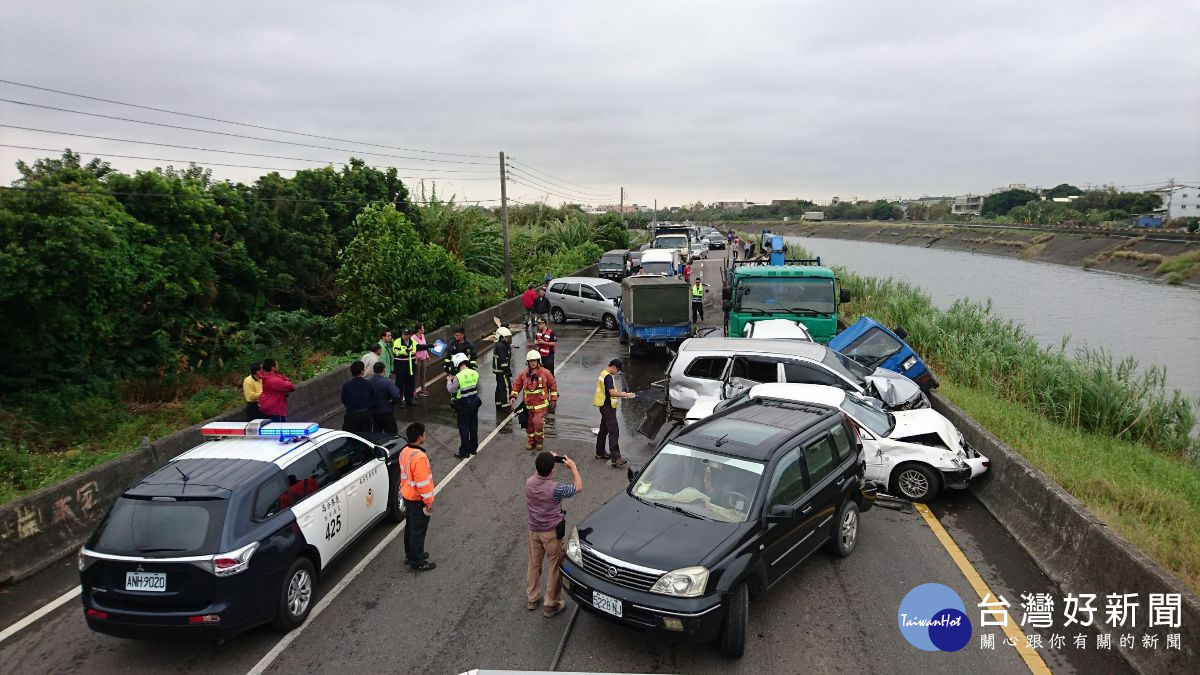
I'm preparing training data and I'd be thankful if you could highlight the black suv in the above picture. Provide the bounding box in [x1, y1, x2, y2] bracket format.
[561, 396, 876, 657]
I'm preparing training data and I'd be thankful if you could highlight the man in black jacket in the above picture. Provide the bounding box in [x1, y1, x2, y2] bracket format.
[531, 288, 551, 325]
[341, 361, 376, 435]
[369, 361, 401, 435]
[442, 326, 478, 375]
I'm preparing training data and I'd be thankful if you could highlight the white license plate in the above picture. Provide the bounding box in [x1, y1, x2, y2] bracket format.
[592, 590, 622, 618]
[125, 571, 167, 592]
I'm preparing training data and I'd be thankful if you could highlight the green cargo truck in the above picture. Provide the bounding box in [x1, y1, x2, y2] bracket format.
[721, 258, 851, 342]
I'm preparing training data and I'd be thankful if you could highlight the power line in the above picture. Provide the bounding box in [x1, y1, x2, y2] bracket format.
[505, 165, 618, 201]
[0, 98, 491, 165]
[506, 176, 600, 204]
[0, 185, 501, 205]
[0, 78, 491, 159]
[0, 144, 497, 180]
[507, 157, 615, 194]
[0, 125, 497, 173]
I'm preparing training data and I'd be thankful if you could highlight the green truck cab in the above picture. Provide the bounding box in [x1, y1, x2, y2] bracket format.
[721, 259, 851, 343]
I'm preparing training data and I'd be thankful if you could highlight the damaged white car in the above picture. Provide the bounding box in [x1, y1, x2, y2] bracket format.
[686, 383, 988, 502]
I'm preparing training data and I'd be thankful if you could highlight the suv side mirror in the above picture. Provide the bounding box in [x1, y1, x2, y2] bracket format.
[627, 466, 640, 483]
[840, 289, 851, 303]
[375, 446, 389, 462]
[766, 504, 794, 523]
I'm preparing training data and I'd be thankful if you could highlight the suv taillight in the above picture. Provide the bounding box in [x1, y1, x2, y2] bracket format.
[193, 541, 259, 577]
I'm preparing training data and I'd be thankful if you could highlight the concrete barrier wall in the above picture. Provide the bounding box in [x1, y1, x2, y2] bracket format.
[0, 264, 597, 585]
[931, 393, 1198, 674]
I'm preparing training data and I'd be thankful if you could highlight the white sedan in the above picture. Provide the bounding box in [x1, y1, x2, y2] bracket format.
[685, 382, 988, 502]
[742, 319, 813, 341]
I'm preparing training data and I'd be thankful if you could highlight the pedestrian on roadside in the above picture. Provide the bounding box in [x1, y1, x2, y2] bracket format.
[242, 362, 263, 421]
[369, 361, 401, 435]
[594, 359, 635, 467]
[492, 327, 514, 409]
[543, 271, 553, 287]
[683, 261, 691, 283]
[531, 288, 551, 326]
[341, 361, 376, 435]
[732, 236, 740, 260]
[413, 324, 430, 397]
[522, 282, 538, 329]
[534, 317, 558, 374]
[399, 422, 436, 572]
[526, 451, 582, 618]
[510, 351, 558, 451]
[447, 353, 482, 458]
[377, 330, 394, 379]
[361, 342, 383, 377]
[691, 277, 709, 322]
[258, 358, 295, 422]
[442, 326, 478, 376]
[393, 327, 429, 406]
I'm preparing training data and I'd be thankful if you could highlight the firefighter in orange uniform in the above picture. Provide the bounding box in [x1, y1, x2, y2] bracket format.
[510, 350, 559, 451]
[398, 422, 436, 572]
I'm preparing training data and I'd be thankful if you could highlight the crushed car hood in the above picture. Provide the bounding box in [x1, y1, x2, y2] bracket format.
[866, 368, 926, 408]
[888, 408, 962, 451]
[580, 494, 741, 571]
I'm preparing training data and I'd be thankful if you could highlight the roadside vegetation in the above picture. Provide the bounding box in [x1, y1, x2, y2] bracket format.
[0, 151, 631, 504]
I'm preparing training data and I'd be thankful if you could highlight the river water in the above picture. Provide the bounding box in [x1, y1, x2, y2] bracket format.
[787, 236, 1200, 402]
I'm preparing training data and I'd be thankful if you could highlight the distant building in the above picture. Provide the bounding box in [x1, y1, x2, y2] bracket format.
[1152, 185, 1200, 221]
[952, 194, 985, 215]
[711, 200, 748, 212]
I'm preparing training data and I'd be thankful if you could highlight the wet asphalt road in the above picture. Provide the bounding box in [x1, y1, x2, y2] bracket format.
[0, 253, 1132, 674]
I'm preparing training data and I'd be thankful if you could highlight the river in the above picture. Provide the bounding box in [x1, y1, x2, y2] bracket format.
[786, 236, 1200, 402]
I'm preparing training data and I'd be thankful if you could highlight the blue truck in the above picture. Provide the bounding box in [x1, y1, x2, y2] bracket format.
[617, 274, 694, 354]
[829, 316, 939, 391]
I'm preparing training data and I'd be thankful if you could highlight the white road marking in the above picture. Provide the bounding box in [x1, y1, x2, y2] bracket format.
[0, 585, 81, 644]
[246, 325, 600, 675]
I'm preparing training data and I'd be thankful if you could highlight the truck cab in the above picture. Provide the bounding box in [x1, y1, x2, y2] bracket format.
[722, 261, 850, 343]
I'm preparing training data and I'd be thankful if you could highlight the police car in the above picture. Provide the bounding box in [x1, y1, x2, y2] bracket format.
[78, 420, 405, 639]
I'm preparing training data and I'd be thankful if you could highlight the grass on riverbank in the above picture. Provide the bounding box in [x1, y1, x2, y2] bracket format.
[1155, 248, 1200, 285]
[940, 380, 1200, 593]
[0, 351, 357, 505]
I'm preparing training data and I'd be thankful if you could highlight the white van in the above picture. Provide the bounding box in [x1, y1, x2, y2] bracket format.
[638, 249, 680, 278]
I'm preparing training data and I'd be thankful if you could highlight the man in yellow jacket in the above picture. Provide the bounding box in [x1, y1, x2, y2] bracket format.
[242, 363, 263, 420]
[594, 359, 635, 467]
[399, 422, 436, 572]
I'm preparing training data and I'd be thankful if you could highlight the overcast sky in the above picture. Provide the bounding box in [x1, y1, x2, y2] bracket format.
[1, 1, 1197, 206]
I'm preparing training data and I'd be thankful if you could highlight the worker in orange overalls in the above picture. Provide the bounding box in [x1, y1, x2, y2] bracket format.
[398, 422, 436, 572]
[510, 350, 559, 451]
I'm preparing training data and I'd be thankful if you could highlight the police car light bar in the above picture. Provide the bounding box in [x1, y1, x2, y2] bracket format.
[200, 421, 319, 439]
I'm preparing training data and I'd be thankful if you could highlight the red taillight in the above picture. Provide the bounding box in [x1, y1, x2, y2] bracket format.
[214, 558, 237, 570]
[86, 609, 108, 620]
[188, 614, 221, 624]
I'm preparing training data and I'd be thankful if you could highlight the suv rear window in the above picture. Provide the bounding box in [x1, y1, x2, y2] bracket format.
[93, 497, 227, 557]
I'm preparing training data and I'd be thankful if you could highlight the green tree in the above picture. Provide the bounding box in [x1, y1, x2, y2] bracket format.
[870, 200, 901, 220]
[1042, 183, 1083, 199]
[333, 205, 475, 350]
[982, 189, 1041, 217]
[593, 212, 631, 250]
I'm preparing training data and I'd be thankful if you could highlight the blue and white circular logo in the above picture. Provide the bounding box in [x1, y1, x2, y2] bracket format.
[898, 583, 973, 652]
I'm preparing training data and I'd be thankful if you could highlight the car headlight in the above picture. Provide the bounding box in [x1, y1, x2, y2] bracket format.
[901, 355, 917, 371]
[565, 528, 583, 565]
[649, 566, 709, 598]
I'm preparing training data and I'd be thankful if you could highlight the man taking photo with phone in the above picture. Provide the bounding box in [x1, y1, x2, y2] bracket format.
[525, 451, 581, 618]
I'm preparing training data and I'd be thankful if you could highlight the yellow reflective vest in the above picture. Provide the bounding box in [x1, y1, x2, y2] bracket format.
[455, 368, 480, 399]
[593, 369, 617, 408]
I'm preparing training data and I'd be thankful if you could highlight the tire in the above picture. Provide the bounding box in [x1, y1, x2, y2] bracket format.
[718, 582, 748, 658]
[825, 499, 860, 557]
[385, 474, 406, 524]
[892, 463, 940, 502]
[602, 313, 618, 331]
[271, 557, 316, 631]
[551, 307, 566, 324]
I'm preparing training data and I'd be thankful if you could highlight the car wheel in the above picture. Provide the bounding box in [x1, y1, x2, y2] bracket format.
[825, 499, 860, 557]
[602, 313, 618, 331]
[893, 463, 940, 502]
[718, 581, 748, 658]
[551, 307, 566, 324]
[272, 557, 316, 631]
[385, 475, 406, 524]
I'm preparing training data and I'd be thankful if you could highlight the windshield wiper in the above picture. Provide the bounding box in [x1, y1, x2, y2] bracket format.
[786, 306, 825, 315]
[137, 547, 187, 553]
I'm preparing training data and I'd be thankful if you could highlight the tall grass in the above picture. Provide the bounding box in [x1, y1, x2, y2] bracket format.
[814, 250, 1198, 457]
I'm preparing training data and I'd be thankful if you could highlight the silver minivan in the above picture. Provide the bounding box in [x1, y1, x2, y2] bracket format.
[546, 276, 622, 330]
[665, 337, 927, 419]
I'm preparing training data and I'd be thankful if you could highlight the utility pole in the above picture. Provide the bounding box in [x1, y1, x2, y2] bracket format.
[619, 187, 624, 216]
[653, 199, 658, 233]
[499, 151, 511, 296]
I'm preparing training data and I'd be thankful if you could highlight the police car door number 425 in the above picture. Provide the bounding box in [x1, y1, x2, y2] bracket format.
[321, 493, 343, 540]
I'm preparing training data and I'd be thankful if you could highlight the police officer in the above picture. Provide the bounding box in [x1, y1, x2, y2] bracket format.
[492, 327, 514, 408]
[691, 277, 708, 322]
[392, 327, 428, 407]
[447, 353, 482, 458]
[594, 359, 635, 467]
